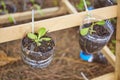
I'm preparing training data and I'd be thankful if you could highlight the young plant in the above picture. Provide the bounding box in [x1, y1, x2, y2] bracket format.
[27, 27, 51, 46]
[0, 1, 16, 24]
[80, 20, 106, 36]
[29, 0, 43, 15]
[76, 0, 91, 11]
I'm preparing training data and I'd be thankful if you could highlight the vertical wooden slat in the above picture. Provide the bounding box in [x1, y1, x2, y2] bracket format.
[115, 0, 120, 80]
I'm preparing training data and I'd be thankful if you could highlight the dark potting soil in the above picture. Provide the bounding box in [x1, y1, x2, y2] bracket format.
[92, 24, 110, 37]
[22, 35, 55, 53]
[79, 23, 110, 54]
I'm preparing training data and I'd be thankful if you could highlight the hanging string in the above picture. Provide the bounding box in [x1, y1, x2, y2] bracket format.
[32, 9, 35, 33]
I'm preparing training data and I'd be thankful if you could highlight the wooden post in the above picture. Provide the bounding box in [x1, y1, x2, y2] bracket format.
[115, 0, 120, 80]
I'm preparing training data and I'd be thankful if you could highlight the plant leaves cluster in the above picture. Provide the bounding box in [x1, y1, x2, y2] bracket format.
[27, 27, 51, 46]
[80, 20, 106, 36]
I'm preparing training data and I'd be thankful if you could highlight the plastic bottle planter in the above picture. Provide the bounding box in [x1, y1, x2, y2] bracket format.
[21, 28, 55, 68]
[0, 1, 17, 15]
[23, 0, 44, 11]
[79, 15, 114, 63]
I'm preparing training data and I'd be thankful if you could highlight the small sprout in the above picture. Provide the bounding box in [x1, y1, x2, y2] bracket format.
[80, 20, 106, 36]
[30, 0, 35, 4]
[0, 9, 2, 13]
[8, 15, 16, 24]
[53, 0, 58, 6]
[80, 28, 89, 36]
[33, 4, 43, 15]
[27, 27, 51, 46]
[1, 1, 6, 10]
[29, 0, 43, 15]
[112, 40, 116, 44]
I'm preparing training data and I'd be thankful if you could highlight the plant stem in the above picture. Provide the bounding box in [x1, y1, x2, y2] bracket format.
[32, 9, 35, 33]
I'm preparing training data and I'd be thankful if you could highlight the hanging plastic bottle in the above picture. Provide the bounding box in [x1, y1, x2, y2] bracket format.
[79, 0, 114, 64]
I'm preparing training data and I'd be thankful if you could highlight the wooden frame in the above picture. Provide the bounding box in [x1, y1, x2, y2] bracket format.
[0, 5, 67, 24]
[0, 0, 119, 80]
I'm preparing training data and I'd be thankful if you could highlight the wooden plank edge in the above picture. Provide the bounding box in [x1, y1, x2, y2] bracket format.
[91, 72, 115, 80]
[0, 7, 67, 24]
[0, 6, 117, 43]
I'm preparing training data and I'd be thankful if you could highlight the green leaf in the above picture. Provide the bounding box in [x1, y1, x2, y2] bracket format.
[112, 40, 116, 44]
[53, 0, 58, 6]
[95, 20, 105, 26]
[1, 1, 6, 10]
[34, 4, 43, 15]
[30, 0, 35, 4]
[0, 9, 2, 13]
[80, 28, 89, 36]
[41, 38, 51, 41]
[27, 33, 37, 40]
[8, 15, 16, 24]
[38, 27, 46, 38]
[76, 0, 84, 11]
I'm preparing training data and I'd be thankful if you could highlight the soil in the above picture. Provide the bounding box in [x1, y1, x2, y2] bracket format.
[79, 22, 110, 54]
[92, 24, 110, 37]
[22, 35, 55, 53]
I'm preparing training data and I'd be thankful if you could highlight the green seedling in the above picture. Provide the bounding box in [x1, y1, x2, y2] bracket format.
[80, 20, 106, 36]
[53, 0, 58, 6]
[0, 1, 16, 24]
[27, 27, 51, 46]
[76, 0, 91, 11]
[29, 0, 43, 15]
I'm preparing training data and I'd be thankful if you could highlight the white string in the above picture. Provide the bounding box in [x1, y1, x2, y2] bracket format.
[32, 9, 34, 33]
[83, 0, 89, 12]
[81, 72, 89, 80]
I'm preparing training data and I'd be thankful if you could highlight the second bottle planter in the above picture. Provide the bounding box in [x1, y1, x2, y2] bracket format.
[21, 27, 55, 68]
[79, 15, 114, 63]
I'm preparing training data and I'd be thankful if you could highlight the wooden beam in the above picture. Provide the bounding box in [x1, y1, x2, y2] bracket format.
[115, 1, 120, 80]
[0, 6, 117, 43]
[62, 0, 78, 13]
[62, 0, 116, 67]
[91, 72, 115, 80]
[0, 7, 67, 24]
[102, 46, 116, 67]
